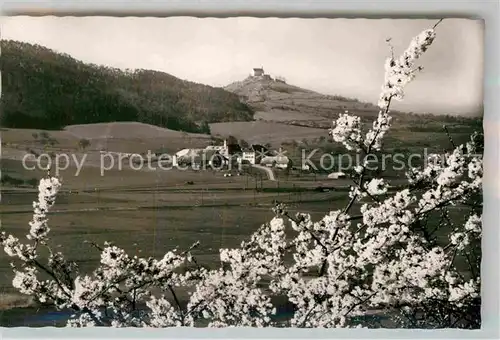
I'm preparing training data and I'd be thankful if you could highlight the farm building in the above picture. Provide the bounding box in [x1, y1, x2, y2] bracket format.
[238, 151, 256, 165]
[204, 150, 229, 168]
[237, 144, 269, 165]
[173, 148, 204, 167]
[173, 148, 228, 168]
[205, 140, 229, 159]
[174, 139, 235, 168]
[260, 155, 291, 169]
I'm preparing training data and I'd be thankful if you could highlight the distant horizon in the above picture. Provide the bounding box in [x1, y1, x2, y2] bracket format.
[1, 17, 484, 117]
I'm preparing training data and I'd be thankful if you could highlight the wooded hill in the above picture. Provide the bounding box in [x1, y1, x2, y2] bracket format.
[0, 40, 254, 133]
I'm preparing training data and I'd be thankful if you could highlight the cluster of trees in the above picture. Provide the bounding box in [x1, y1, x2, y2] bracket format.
[0, 40, 254, 133]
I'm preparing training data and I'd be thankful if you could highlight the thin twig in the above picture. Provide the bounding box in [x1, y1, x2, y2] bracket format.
[300, 305, 317, 327]
[343, 95, 394, 215]
[443, 125, 456, 149]
[31, 258, 71, 298]
[168, 285, 185, 325]
[433, 18, 444, 29]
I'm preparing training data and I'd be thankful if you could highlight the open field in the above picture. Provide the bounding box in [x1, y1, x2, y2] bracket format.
[1, 124, 213, 155]
[1, 158, 254, 189]
[0, 115, 482, 327]
[0, 153, 360, 310]
[64, 122, 211, 140]
[0, 181, 358, 323]
[0, 198, 355, 288]
[209, 121, 327, 146]
[0, 153, 465, 298]
[254, 110, 325, 122]
[0, 182, 473, 327]
[0, 123, 480, 328]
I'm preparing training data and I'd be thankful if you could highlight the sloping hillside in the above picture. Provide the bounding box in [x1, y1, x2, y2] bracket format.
[209, 121, 326, 146]
[225, 75, 381, 122]
[224, 75, 483, 133]
[0, 40, 254, 133]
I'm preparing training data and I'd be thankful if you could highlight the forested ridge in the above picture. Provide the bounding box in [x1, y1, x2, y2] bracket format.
[0, 40, 254, 133]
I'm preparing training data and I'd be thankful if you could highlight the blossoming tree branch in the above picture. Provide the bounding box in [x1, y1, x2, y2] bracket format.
[1, 21, 482, 328]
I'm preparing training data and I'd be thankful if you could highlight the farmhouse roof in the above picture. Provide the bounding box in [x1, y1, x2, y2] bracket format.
[260, 155, 290, 165]
[205, 145, 224, 151]
[175, 148, 202, 158]
[178, 149, 228, 163]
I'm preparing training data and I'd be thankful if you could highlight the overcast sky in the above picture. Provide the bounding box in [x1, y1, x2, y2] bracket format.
[1, 16, 484, 115]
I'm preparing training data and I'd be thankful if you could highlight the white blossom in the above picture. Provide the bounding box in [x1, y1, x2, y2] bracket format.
[329, 113, 362, 151]
[365, 178, 388, 196]
[465, 214, 481, 234]
[28, 176, 62, 241]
